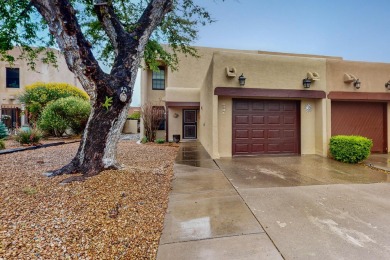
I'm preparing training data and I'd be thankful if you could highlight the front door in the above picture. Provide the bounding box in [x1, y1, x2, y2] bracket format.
[183, 109, 197, 139]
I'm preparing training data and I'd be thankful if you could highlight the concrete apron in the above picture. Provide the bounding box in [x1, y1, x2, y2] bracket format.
[157, 142, 282, 260]
[157, 143, 390, 260]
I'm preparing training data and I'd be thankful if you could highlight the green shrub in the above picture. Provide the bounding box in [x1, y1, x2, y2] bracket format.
[0, 121, 8, 139]
[38, 96, 91, 137]
[128, 111, 140, 120]
[155, 138, 165, 144]
[141, 136, 148, 144]
[16, 128, 43, 145]
[0, 139, 5, 150]
[18, 82, 89, 123]
[329, 135, 373, 163]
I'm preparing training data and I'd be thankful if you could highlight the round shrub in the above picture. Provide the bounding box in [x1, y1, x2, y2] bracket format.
[15, 128, 43, 145]
[19, 82, 89, 123]
[38, 96, 91, 137]
[329, 135, 373, 164]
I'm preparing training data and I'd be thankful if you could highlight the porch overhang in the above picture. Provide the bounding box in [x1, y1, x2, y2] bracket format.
[328, 91, 390, 101]
[214, 87, 326, 99]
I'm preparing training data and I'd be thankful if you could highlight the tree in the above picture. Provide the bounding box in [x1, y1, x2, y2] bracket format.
[0, 0, 214, 181]
[141, 102, 165, 142]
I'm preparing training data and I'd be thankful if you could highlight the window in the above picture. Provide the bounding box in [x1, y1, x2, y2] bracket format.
[6, 68, 20, 88]
[153, 106, 166, 130]
[152, 66, 165, 90]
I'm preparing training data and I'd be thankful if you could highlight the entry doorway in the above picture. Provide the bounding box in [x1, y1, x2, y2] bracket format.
[183, 109, 197, 139]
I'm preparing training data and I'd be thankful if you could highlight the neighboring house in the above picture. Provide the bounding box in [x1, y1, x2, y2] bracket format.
[140, 46, 390, 158]
[0, 47, 80, 129]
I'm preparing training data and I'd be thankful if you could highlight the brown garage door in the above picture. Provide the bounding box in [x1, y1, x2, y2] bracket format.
[232, 99, 300, 155]
[331, 101, 387, 153]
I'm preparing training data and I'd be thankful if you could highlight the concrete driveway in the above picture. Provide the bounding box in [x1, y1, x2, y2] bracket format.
[216, 156, 390, 259]
[157, 143, 390, 259]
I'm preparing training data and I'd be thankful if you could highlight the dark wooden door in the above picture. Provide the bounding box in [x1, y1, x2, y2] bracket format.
[183, 109, 197, 139]
[232, 99, 300, 155]
[331, 101, 387, 153]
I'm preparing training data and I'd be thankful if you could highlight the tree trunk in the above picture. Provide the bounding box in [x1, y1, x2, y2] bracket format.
[46, 92, 130, 181]
[32, 0, 174, 182]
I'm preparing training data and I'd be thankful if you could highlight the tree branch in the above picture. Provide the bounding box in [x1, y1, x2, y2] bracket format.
[31, 0, 107, 99]
[94, 0, 130, 55]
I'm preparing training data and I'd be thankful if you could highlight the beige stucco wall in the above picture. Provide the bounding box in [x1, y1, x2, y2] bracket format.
[326, 59, 390, 153]
[198, 61, 215, 156]
[327, 59, 390, 92]
[212, 51, 329, 158]
[0, 48, 80, 109]
[141, 45, 390, 157]
[168, 107, 182, 141]
[212, 51, 327, 91]
[218, 96, 232, 157]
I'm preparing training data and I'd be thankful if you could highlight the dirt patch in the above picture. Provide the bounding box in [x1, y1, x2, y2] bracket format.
[0, 141, 178, 259]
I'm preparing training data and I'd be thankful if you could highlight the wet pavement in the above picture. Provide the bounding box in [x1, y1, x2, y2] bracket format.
[157, 142, 282, 259]
[157, 143, 390, 259]
[216, 155, 390, 189]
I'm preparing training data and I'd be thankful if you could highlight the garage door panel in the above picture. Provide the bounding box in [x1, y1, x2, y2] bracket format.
[283, 103, 296, 111]
[252, 115, 265, 124]
[235, 102, 250, 110]
[235, 129, 249, 139]
[268, 130, 281, 139]
[284, 116, 295, 125]
[235, 115, 249, 124]
[268, 103, 281, 111]
[233, 99, 299, 155]
[267, 143, 280, 152]
[331, 101, 386, 153]
[284, 130, 295, 138]
[282, 143, 295, 153]
[252, 130, 265, 138]
[235, 144, 250, 153]
[252, 144, 265, 153]
[268, 116, 281, 124]
[252, 102, 265, 110]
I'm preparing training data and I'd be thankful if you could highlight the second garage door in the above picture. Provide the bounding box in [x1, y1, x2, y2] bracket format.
[232, 99, 300, 155]
[331, 101, 387, 153]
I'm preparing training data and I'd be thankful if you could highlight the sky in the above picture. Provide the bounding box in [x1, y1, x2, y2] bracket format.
[132, 0, 390, 106]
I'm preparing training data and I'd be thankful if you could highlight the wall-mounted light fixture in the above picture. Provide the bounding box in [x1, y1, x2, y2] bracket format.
[238, 73, 246, 86]
[353, 79, 361, 89]
[344, 73, 361, 89]
[385, 81, 390, 90]
[302, 72, 320, 89]
[302, 78, 312, 88]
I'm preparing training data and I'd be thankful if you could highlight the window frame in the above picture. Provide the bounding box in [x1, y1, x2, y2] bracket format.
[152, 66, 165, 90]
[6, 67, 20, 88]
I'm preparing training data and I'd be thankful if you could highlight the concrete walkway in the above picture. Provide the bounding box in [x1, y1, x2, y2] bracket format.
[157, 143, 390, 259]
[157, 142, 282, 259]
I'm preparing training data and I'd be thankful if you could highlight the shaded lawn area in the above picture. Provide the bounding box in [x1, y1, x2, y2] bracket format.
[0, 141, 178, 259]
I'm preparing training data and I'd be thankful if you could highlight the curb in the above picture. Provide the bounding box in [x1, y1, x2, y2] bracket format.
[0, 140, 80, 155]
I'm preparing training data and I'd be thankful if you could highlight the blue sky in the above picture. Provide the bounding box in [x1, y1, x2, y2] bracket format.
[132, 0, 390, 106]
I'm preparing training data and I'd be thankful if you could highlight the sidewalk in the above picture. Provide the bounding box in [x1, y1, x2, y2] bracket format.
[156, 142, 282, 260]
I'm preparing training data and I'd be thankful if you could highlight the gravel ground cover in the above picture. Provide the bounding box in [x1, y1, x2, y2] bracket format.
[0, 141, 178, 259]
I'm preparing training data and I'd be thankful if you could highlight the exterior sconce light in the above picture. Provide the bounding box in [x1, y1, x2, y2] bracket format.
[353, 79, 361, 89]
[344, 73, 360, 89]
[303, 72, 320, 89]
[302, 78, 312, 88]
[385, 81, 390, 90]
[238, 73, 246, 86]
